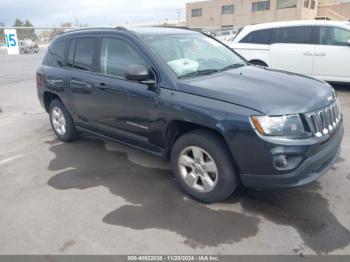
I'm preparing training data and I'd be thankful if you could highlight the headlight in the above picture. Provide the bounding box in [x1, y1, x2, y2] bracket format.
[251, 114, 306, 137]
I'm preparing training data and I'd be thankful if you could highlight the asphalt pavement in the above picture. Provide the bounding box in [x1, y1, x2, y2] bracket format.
[0, 51, 349, 255]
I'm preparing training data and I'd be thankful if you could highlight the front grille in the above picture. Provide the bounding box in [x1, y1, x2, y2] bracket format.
[305, 99, 342, 138]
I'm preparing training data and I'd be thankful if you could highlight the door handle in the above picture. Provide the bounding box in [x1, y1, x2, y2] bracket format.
[315, 53, 326, 57]
[94, 82, 109, 90]
[303, 52, 314, 56]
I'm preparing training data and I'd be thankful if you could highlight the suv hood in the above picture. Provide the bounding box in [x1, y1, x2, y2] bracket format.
[178, 65, 334, 115]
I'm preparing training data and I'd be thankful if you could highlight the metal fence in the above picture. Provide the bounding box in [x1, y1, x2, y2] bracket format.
[0, 27, 81, 88]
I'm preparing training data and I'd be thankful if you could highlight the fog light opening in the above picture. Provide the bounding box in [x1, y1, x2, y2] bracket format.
[275, 155, 288, 169]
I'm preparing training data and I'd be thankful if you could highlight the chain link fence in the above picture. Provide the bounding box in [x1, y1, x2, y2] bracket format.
[0, 27, 81, 89]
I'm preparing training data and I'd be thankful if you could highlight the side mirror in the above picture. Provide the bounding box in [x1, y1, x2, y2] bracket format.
[125, 64, 155, 85]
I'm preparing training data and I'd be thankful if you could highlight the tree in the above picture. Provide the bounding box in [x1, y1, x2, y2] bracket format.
[13, 19, 36, 40]
[49, 22, 72, 40]
[23, 19, 36, 40]
[24, 20, 33, 27]
[13, 18, 24, 27]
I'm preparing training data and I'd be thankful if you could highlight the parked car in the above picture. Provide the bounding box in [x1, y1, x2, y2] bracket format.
[19, 39, 39, 54]
[216, 30, 237, 43]
[229, 20, 350, 83]
[37, 27, 343, 203]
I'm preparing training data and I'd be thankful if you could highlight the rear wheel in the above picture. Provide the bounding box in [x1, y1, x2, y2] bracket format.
[171, 130, 238, 203]
[49, 99, 80, 142]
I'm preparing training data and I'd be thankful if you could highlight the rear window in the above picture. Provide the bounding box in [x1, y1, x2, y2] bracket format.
[43, 40, 67, 67]
[273, 26, 314, 44]
[240, 29, 272, 44]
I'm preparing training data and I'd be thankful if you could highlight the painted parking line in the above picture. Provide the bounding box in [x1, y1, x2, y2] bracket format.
[0, 154, 23, 165]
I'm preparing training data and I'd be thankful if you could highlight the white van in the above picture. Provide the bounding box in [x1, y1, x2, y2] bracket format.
[229, 20, 350, 83]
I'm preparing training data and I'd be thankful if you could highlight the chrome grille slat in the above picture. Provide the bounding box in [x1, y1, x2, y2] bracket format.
[305, 99, 341, 138]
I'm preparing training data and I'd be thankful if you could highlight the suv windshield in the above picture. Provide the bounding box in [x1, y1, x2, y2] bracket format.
[143, 34, 245, 78]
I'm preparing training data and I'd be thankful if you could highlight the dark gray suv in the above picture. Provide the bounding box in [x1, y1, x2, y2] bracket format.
[36, 27, 343, 203]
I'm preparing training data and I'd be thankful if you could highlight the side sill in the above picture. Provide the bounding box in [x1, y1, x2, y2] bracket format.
[76, 126, 167, 160]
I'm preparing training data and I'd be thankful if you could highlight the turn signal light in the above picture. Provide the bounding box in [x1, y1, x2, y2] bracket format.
[251, 116, 265, 135]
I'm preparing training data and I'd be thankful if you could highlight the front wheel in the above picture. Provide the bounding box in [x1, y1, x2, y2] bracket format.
[171, 130, 239, 203]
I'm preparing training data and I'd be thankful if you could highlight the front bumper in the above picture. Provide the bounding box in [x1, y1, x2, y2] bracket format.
[240, 124, 343, 189]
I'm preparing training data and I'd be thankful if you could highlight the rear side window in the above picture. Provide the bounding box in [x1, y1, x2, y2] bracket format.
[319, 26, 350, 46]
[240, 29, 272, 44]
[273, 26, 314, 44]
[69, 38, 96, 71]
[100, 38, 145, 78]
[43, 40, 67, 67]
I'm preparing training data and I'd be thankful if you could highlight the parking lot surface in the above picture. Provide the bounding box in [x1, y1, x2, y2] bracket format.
[0, 52, 350, 255]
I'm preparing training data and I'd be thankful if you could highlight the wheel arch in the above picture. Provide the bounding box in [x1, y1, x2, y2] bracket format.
[43, 92, 62, 113]
[163, 120, 240, 176]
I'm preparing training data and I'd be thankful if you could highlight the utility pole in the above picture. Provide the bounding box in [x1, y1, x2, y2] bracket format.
[176, 9, 181, 24]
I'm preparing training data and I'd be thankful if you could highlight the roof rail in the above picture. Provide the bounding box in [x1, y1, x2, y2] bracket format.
[59, 27, 126, 35]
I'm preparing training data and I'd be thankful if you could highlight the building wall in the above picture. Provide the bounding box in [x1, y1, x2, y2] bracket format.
[318, 1, 350, 19]
[186, 0, 319, 28]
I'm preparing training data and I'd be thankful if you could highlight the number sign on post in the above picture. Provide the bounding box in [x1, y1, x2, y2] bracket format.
[4, 29, 20, 55]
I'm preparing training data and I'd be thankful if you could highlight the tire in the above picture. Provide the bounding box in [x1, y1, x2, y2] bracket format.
[49, 99, 80, 142]
[171, 130, 238, 203]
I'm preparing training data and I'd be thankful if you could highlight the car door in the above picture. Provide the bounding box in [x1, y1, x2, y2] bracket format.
[270, 26, 316, 76]
[231, 28, 272, 66]
[65, 37, 100, 131]
[313, 26, 350, 83]
[89, 36, 161, 153]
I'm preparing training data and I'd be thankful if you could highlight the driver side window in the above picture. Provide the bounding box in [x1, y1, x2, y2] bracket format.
[101, 38, 145, 78]
[319, 26, 350, 46]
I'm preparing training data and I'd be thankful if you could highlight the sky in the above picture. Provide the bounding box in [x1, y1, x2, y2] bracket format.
[1, 0, 349, 27]
[0, 0, 199, 27]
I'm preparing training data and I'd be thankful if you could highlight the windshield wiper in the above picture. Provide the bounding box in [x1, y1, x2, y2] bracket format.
[219, 63, 246, 72]
[179, 69, 220, 79]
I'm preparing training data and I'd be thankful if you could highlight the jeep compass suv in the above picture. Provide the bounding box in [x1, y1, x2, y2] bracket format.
[36, 27, 343, 203]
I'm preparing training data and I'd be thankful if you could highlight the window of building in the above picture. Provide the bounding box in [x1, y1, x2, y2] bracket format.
[100, 38, 145, 79]
[273, 26, 314, 44]
[222, 5, 234, 15]
[252, 1, 270, 12]
[43, 40, 67, 67]
[319, 26, 350, 46]
[72, 38, 96, 71]
[240, 29, 272, 44]
[304, 0, 310, 8]
[277, 0, 297, 9]
[310, 0, 316, 9]
[192, 8, 202, 17]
